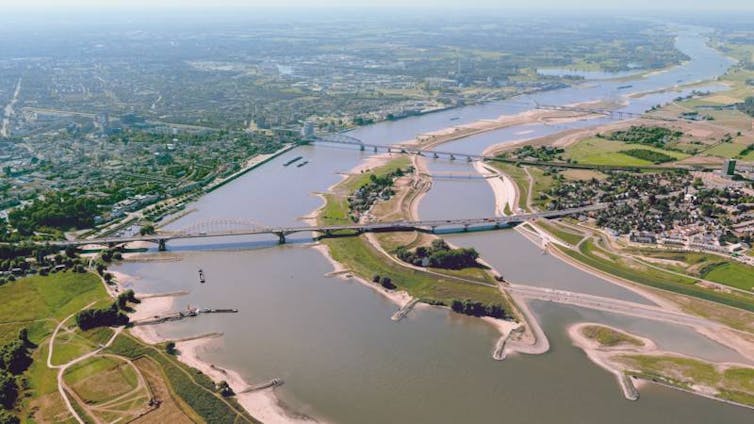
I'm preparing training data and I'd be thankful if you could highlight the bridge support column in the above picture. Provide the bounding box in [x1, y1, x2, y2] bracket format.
[433, 153, 439, 159]
[360, 144, 365, 151]
[466, 156, 472, 162]
[158, 239, 167, 251]
[277, 233, 286, 245]
[450, 154, 456, 160]
[373, 146, 378, 153]
[430, 226, 437, 233]
[463, 224, 469, 232]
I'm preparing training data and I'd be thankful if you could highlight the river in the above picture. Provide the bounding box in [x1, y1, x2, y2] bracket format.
[114, 26, 753, 422]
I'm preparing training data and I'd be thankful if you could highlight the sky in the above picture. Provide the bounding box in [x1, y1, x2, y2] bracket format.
[1, 0, 753, 11]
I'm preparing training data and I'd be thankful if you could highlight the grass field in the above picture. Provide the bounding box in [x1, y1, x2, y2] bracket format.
[0, 272, 108, 345]
[616, 354, 754, 407]
[581, 325, 643, 347]
[565, 137, 688, 166]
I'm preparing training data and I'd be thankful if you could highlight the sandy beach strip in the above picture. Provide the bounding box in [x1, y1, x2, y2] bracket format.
[176, 337, 318, 424]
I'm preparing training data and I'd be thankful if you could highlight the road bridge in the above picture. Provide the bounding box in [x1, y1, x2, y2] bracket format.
[48, 204, 605, 251]
[506, 283, 717, 329]
[314, 134, 485, 162]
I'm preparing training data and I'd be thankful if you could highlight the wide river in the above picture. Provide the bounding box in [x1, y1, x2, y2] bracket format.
[116, 26, 754, 422]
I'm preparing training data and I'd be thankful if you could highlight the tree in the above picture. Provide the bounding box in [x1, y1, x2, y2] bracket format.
[0, 370, 17, 409]
[217, 381, 234, 397]
[0, 409, 19, 424]
[380, 277, 396, 290]
[140, 224, 155, 236]
[165, 342, 176, 355]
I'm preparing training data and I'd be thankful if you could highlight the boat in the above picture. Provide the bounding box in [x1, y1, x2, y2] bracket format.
[283, 156, 303, 167]
[449, 116, 460, 121]
[199, 269, 206, 284]
[617, 85, 633, 90]
[296, 161, 309, 168]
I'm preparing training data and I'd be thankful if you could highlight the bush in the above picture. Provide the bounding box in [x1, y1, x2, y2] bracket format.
[165, 342, 176, 355]
[380, 277, 396, 290]
[0, 370, 17, 409]
[451, 299, 508, 319]
[76, 303, 129, 330]
[0, 409, 19, 424]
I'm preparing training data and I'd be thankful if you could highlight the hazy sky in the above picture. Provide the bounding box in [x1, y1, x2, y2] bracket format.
[1, 0, 753, 11]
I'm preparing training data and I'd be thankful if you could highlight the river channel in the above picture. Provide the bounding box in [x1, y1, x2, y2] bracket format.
[115, 26, 753, 422]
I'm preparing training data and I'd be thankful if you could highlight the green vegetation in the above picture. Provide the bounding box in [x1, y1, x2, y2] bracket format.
[620, 148, 676, 164]
[629, 249, 754, 292]
[558, 240, 754, 313]
[397, 239, 481, 270]
[451, 300, 508, 319]
[8, 193, 98, 236]
[581, 325, 643, 347]
[348, 165, 412, 221]
[107, 333, 258, 423]
[602, 125, 683, 148]
[564, 137, 687, 166]
[0, 272, 107, 344]
[617, 354, 754, 406]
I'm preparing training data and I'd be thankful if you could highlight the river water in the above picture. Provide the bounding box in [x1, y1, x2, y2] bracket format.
[115, 27, 753, 422]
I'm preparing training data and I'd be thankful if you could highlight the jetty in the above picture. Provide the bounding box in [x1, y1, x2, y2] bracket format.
[240, 378, 284, 393]
[391, 298, 419, 321]
[132, 306, 238, 326]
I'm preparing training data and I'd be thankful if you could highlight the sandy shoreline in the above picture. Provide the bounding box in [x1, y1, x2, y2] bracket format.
[177, 337, 317, 424]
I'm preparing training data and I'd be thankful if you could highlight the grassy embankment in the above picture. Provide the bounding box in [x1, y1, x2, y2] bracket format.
[616, 354, 754, 407]
[629, 249, 754, 292]
[580, 325, 643, 348]
[319, 158, 508, 309]
[535, 219, 585, 246]
[556, 239, 754, 313]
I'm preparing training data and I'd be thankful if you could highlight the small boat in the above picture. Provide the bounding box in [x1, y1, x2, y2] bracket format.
[449, 116, 460, 121]
[617, 85, 633, 90]
[283, 156, 303, 167]
[296, 161, 309, 168]
[199, 269, 206, 284]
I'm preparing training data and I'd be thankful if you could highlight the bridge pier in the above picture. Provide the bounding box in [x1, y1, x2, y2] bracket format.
[433, 153, 439, 159]
[463, 224, 469, 232]
[373, 146, 378, 153]
[466, 156, 472, 162]
[430, 225, 437, 233]
[387, 147, 392, 153]
[450, 154, 456, 160]
[276, 233, 286, 244]
[360, 144, 365, 151]
[158, 239, 167, 251]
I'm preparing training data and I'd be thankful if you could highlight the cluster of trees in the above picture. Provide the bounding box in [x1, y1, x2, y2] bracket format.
[0, 329, 34, 424]
[601, 125, 683, 148]
[511, 145, 565, 162]
[451, 300, 508, 319]
[348, 167, 411, 219]
[737, 96, 754, 117]
[397, 239, 480, 270]
[620, 148, 676, 164]
[76, 293, 136, 330]
[371, 274, 396, 290]
[8, 193, 98, 235]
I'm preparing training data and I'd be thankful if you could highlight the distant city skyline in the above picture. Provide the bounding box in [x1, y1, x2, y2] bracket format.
[1, 0, 754, 11]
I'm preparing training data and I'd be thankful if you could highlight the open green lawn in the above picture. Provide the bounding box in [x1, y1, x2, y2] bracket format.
[702, 262, 754, 292]
[65, 356, 140, 405]
[565, 137, 688, 166]
[0, 272, 107, 345]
